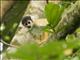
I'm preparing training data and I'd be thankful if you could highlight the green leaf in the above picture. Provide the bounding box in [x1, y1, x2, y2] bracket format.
[8, 43, 39, 60]
[45, 3, 64, 28]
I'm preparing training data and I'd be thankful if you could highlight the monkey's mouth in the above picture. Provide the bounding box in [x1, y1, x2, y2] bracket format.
[27, 26, 31, 28]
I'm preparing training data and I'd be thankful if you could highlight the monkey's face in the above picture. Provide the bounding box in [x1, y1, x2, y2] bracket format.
[22, 16, 33, 29]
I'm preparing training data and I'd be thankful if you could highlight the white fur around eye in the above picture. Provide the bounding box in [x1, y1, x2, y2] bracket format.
[27, 20, 33, 28]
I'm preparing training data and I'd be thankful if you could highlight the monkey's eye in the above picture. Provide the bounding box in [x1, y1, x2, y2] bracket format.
[24, 22, 28, 26]
[27, 21, 30, 24]
[22, 16, 33, 28]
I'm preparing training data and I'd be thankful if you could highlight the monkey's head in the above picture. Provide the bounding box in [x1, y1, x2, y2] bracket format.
[22, 16, 33, 29]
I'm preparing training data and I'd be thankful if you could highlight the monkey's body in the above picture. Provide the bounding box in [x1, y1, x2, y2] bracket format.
[21, 16, 49, 44]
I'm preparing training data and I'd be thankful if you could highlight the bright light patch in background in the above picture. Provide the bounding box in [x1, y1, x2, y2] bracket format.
[12, 23, 18, 29]
[0, 42, 3, 52]
[0, 54, 2, 60]
[4, 35, 10, 40]
[0, 40, 3, 60]
[0, 23, 5, 31]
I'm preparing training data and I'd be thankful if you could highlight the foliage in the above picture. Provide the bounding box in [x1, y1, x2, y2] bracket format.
[44, 3, 65, 30]
[7, 27, 80, 60]
[7, 33, 80, 60]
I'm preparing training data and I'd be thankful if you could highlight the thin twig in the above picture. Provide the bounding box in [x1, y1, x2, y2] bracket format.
[1, 40, 18, 48]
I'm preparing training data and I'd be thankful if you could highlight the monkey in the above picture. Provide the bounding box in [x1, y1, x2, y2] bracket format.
[21, 16, 49, 44]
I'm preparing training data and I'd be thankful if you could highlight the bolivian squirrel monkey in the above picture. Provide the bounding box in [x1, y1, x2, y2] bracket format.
[22, 16, 49, 44]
